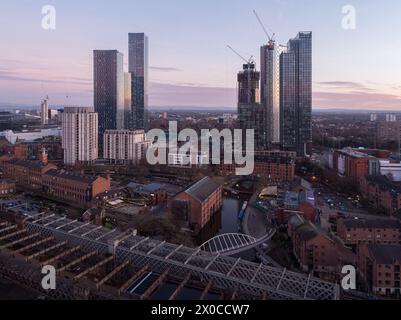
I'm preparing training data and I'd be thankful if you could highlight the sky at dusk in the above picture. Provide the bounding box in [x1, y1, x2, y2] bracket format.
[1, 0, 401, 110]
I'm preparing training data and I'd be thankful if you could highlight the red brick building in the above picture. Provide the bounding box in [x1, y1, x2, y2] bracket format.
[357, 244, 401, 297]
[169, 176, 223, 232]
[217, 151, 295, 181]
[0, 179, 15, 197]
[288, 215, 355, 281]
[42, 169, 111, 207]
[359, 175, 401, 215]
[337, 218, 401, 248]
[333, 148, 375, 182]
[1, 158, 56, 190]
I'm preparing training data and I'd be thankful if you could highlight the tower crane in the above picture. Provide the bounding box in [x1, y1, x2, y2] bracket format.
[226, 45, 256, 103]
[253, 9, 275, 44]
[226, 45, 255, 67]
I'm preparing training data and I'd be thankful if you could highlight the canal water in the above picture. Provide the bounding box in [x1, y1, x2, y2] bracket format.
[196, 197, 257, 262]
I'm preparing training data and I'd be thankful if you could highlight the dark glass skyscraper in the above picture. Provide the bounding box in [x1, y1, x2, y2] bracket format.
[93, 50, 124, 153]
[280, 32, 312, 156]
[128, 33, 149, 131]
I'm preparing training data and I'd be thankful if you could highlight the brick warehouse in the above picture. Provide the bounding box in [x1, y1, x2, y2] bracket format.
[169, 176, 223, 232]
[42, 169, 111, 207]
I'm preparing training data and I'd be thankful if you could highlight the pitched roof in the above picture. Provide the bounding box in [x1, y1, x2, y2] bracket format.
[342, 218, 401, 229]
[44, 169, 99, 184]
[6, 159, 48, 169]
[185, 176, 220, 202]
[367, 244, 401, 264]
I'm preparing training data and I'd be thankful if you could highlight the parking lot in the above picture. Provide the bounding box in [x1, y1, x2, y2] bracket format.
[0, 194, 80, 219]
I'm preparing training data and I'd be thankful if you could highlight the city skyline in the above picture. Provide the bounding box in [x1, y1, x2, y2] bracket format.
[1, 0, 401, 110]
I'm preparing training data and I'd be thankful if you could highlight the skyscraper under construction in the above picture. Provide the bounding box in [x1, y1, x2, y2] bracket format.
[237, 62, 266, 150]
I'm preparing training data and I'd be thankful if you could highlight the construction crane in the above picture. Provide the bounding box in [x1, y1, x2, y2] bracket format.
[253, 9, 275, 44]
[226, 45, 255, 103]
[226, 45, 255, 66]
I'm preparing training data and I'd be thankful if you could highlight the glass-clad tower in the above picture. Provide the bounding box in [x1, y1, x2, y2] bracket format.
[128, 33, 149, 131]
[261, 40, 281, 145]
[94, 50, 124, 154]
[280, 32, 312, 156]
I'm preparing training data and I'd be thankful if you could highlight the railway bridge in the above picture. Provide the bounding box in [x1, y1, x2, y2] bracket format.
[0, 212, 340, 300]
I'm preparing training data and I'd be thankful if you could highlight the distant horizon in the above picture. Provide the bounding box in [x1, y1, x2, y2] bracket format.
[3, 102, 401, 114]
[1, 1, 401, 110]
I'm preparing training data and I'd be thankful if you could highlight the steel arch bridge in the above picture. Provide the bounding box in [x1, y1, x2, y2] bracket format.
[199, 229, 276, 255]
[0, 212, 340, 300]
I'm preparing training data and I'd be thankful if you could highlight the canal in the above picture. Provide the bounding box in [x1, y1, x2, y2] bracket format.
[196, 196, 257, 262]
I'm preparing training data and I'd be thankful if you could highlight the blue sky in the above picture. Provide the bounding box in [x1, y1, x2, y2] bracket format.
[1, 0, 401, 109]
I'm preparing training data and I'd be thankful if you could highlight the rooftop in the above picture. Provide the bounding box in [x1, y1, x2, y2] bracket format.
[342, 218, 401, 229]
[6, 159, 50, 169]
[185, 176, 220, 202]
[337, 147, 374, 159]
[365, 175, 401, 193]
[367, 244, 401, 264]
[44, 169, 100, 184]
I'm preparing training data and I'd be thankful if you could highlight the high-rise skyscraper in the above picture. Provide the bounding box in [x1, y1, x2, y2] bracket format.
[128, 33, 149, 131]
[61, 107, 98, 166]
[237, 62, 265, 150]
[261, 41, 281, 145]
[280, 32, 312, 156]
[94, 50, 124, 152]
[124, 72, 132, 130]
[41, 98, 49, 125]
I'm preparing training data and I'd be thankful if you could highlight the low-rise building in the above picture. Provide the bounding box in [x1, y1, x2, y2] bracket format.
[126, 182, 167, 205]
[369, 159, 401, 182]
[359, 175, 401, 215]
[333, 148, 375, 182]
[0, 179, 15, 197]
[282, 190, 317, 222]
[337, 218, 401, 248]
[169, 176, 223, 232]
[289, 215, 355, 281]
[217, 150, 295, 181]
[42, 169, 111, 207]
[357, 244, 401, 297]
[0, 157, 56, 190]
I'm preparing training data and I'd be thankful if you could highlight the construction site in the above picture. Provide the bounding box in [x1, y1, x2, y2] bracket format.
[0, 210, 340, 300]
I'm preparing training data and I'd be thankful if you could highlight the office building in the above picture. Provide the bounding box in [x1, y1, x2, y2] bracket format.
[261, 40, 281, 144]
[280, 32, 312, 156]
[128, 33, 149, 130]
[94, 50, 124, 151]
[61, 107, 98, 166]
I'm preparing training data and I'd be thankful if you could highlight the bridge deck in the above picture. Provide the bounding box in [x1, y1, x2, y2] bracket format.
[17, 214, 340, 300]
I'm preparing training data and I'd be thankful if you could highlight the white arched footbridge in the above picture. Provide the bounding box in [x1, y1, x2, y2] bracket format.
[199, 229, 276, 256]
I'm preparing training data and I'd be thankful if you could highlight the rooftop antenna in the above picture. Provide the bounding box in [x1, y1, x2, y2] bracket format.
[253, 9, 275, 43]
